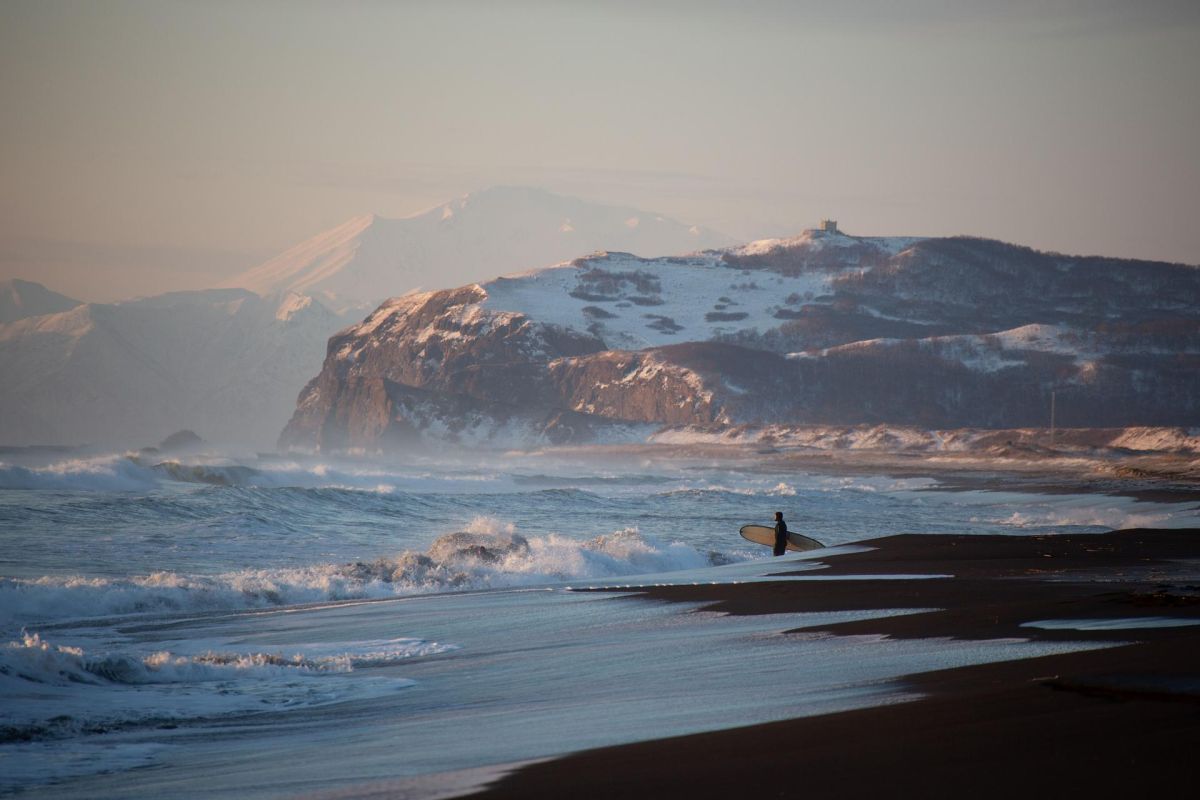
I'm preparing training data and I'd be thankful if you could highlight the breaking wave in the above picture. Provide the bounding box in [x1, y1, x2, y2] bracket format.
[0, 456, 160, 492]
[0, 453, 507, 493]
[658, 481, 798, 498]
[1, 519, 743, 631]
[1, 633, 446, 742]
[1, 632, 448, 688]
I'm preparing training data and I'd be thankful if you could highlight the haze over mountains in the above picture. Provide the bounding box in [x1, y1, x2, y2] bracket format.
[4, 185, 1196, 452]
[0, 289, 342, 448]
[282, 228, 1200, 453]
[0, 188, 732, 447]
[222, 186, 735, 314]
[0, 279, 81, 324]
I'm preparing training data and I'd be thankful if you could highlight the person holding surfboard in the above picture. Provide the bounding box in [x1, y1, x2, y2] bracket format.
[773, 511, 788, 557]
[738, 519, 822, 553]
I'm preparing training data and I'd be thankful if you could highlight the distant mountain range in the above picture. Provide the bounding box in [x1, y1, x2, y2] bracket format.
[0, 289, 344, 448]
[222, 186, 734, 314]
[0, 279, 81, 323]
[0, 188, 733, 447]
[281, 229, 1200, 452]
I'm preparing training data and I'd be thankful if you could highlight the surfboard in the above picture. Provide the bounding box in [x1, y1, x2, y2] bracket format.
[739, 524, 825, 552]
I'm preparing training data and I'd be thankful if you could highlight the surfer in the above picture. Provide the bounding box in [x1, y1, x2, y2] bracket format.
[773, 511, 788, 556]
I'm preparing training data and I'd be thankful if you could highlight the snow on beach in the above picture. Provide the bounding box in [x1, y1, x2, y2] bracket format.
[648, 422, 1200, 455]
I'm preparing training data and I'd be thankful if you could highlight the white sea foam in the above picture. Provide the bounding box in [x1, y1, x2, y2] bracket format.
[0, 519, 742, 631]
[979, 505, 1190, 531]
[2, 632, 335, 688]
[0, 452, 514, 494]
[658, 481, 798, 498]
[0, 632, 447, 742]
[1021, 617, 1200, 631]
[1, 632, 449, 688]
[0, 455, 160, 492]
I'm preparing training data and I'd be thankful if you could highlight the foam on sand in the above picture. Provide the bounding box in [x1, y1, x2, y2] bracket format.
[1021, 617, 1200, 631]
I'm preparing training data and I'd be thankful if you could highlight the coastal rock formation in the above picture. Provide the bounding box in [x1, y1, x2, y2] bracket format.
[281, 229, 1200, 452]
[0, 188, 729, 449]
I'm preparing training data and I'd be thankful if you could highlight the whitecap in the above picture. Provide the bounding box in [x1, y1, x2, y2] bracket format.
[1, 518, 746, 631]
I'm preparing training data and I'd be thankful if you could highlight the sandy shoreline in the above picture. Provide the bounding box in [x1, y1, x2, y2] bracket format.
[470, 528, 1200, 799]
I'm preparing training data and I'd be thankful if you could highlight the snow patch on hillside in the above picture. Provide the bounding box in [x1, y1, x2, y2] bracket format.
[481, 252, 838, 350]
[274, 292, 314, 321]
[649, 424, 1200, 455]
[732, 231, 925, 258]
[1107, 427, 1200, 453]
[799, 323, 1139, 373]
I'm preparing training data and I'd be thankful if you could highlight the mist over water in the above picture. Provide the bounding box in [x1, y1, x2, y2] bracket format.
[1, 446, 1195, 796]
[2, 447, 1195, 627]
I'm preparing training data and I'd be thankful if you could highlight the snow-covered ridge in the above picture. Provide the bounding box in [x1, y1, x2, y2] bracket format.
[282, 227, 1200, 451]
[273, 291, 315, 321]
[0, 278, 82, 324]
[481, 250, 839, 350]
[222, 186, 736, 313]
[232, 213, 375, 300]
[731, 229, 925, 258]
[799, 322, 1196, 373]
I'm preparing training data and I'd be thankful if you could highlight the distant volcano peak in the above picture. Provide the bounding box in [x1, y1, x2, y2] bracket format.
[221, 187, 735, 313]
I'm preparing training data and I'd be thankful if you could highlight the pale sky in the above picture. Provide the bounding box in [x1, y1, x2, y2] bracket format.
[2, 0, 1198, 302]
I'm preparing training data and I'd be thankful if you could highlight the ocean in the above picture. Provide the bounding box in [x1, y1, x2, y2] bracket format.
[2, 446, 1196, 797]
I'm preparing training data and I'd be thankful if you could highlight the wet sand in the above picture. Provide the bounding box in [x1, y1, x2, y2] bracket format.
[471, 529, 1200, 799]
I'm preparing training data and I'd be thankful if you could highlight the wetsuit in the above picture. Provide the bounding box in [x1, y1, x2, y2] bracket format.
[774, 518, 788, 556]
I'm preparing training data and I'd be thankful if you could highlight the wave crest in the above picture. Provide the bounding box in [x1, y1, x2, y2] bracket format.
[0, 456, 159, 492]
[1, 633, 446, 743]
[2, 520, 742, 630]
[1, 632, 449, 689]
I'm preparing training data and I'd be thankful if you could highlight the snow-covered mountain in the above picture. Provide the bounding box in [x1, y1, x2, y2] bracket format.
[0, 289, 346, 447]
[0, 188, 736, 448]
[280, 227, 1200, 452]
[223, 186, 735, 314]
[0, 279, 81, 323]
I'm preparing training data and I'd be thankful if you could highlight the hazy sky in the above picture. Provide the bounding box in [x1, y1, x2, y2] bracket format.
[2, 0, 1198, 302]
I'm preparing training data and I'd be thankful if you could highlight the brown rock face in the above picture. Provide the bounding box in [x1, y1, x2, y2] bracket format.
[548, 350, 726, 425]
[546, 343, 806, 426]
[280, 233, 1200, 453]
[279, 286, 615, 451]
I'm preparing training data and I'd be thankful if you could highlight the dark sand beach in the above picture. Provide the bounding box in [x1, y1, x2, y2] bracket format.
[473, 529, 1200, 799]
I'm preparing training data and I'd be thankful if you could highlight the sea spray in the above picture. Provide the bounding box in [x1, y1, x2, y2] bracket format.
[1, 518, 744, 632]
[0, 456, 160, 492]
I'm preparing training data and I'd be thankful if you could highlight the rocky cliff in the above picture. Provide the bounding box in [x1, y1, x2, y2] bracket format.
[280, 229, 1200, 452]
